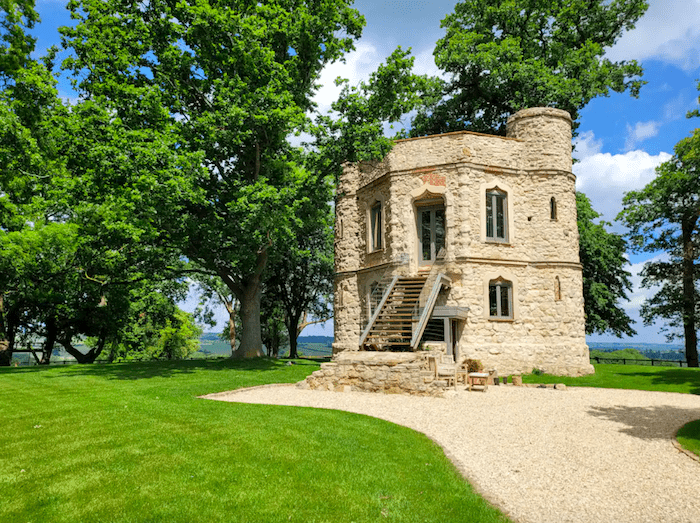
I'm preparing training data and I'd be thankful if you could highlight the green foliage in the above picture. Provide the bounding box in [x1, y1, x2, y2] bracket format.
[60, 0, 366, 357]
[309, 47, 442, 180]
[0, 360, 509, 523]
[410, 0, 648, 136]
[618, 122, 700, 367]
[589, 348, 649, 360]
[0, 0, 39, 75]
[576, 192, 635, 337]
[263, 171, 334, 358]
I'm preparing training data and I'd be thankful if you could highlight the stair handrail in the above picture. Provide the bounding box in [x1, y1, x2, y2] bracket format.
[358, 275, 400, 348]
[410, 273, 451, 350]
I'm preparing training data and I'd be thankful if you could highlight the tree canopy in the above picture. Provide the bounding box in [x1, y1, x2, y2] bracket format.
[576, 192, 635, 337]
[409, 0, 647, 137]
[61, 0, 365, 358]
[619, 123, 700, 367]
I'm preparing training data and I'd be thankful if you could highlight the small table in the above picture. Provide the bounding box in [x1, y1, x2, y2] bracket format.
[467, 372, 489, 392]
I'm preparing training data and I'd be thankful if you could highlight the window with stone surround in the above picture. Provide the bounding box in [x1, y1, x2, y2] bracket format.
[416, 201, 446, 264]
[550, 197, 558, 220]
[486, 188, 508, 242]
[370, 201, 382, 251]
[489, 278, 512, 319]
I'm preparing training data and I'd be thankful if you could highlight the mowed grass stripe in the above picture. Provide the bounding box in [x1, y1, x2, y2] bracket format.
[1, 359, 508, 523]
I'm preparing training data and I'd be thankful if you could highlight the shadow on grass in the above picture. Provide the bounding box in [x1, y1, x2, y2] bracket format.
[587, 404, 700, 441]
[13, 358, 319, 381]
[618, 368, 700, 396]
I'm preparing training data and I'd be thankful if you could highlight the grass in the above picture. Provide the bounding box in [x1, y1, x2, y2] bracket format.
[1, 359, 508, 523]
[523, 363, 700, 395]
[524, 363, 700, 458]
[676, 419, 700, 458]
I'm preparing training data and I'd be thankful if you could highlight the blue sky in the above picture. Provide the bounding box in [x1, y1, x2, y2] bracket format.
[31, 0, 700, 345]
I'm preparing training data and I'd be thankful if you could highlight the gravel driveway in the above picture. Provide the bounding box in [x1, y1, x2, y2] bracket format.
[202, 384, 700, 523]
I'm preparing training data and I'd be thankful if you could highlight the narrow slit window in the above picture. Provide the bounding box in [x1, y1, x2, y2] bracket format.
[370, 202, 382, 251]
[550, 197, 557, 220]
[486, 188, 508, 241]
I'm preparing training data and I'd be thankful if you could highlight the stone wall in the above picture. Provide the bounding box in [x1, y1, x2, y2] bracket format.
[333, 107, 593, 377]
[301, 351, 448, 396]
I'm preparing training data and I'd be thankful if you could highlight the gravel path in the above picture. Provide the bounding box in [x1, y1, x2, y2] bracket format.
[202, 385, 700, 523]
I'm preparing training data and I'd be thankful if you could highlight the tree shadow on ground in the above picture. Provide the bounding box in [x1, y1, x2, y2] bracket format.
[619, 368, 700, 396]
[587, 404, 700, 441]
[30, 358, 319, 381]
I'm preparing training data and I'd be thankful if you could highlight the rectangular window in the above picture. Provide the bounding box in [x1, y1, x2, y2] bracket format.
[417, 203, 446, 264]
[489, 280, 512, 319]
[370, 202, 382, 251]
[486, 189, 508, 242]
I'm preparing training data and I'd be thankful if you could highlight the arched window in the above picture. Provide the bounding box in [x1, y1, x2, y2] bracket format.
[489, 278, 512, 319]
[486, 188, 508, 241]
[550, 197, 557, 221]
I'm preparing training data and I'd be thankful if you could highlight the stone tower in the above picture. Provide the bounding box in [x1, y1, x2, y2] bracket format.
[333, 107, 593, 377]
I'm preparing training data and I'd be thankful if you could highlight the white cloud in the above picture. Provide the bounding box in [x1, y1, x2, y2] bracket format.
[624, 120, 660, 151]
[625, 253, 668, 311]
[606, 0, 700, 70]
[662, 90, 697, 121]
[313, 42, 382, 115]
[573, 131, 672, 227]
[412, 46, 442, 78]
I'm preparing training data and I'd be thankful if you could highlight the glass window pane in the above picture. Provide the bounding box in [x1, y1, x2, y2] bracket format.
[371, 204, 382, 250]
[421, 209, 431, 260]
[486, 194, 493, 238]
[496, 195, 505, 239]
[500, 284, 510, 317]
[489, 284, 497, 316]
[435, 208, 445, 256]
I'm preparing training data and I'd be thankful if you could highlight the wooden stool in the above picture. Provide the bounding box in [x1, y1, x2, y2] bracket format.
[467, 372, 489, 392]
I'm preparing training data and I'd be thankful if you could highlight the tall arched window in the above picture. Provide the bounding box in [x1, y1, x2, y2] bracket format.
[416, 200, 446, 264]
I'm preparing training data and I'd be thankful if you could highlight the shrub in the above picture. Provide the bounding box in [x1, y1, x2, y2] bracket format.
[464, 359, 483, 373]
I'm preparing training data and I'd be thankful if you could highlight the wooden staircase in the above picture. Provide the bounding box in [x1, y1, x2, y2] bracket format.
[360, 276, 427, 351]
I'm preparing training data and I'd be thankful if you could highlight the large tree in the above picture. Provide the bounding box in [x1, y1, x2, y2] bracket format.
[619, 129, 700, 367]
[410, 0, 647, 137]
[61, 0, 364, 358]
[576, 192, 635, 337]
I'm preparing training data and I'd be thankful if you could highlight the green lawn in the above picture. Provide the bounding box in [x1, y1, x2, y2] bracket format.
[1, 359, 508, 523]
[525, 363, 700, 458]
[523, 363, 700, 395]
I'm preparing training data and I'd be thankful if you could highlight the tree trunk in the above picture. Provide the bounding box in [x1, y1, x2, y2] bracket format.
[286, 311, 302, 359]
[40, 317, 57, 365]
[0, 295, 12, 366]
[682, 219, 698, 367]
[226, 302, 237, 356]
[61, 334, 106, 364]
[231, 276, 264, 359]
